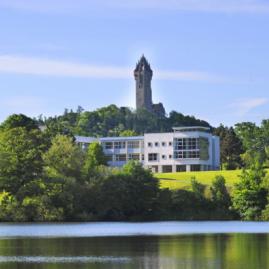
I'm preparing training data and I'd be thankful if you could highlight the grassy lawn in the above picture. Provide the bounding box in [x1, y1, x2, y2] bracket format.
[155, 170, 243, 190]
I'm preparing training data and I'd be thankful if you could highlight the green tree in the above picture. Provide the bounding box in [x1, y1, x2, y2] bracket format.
[232, 162, 268, 220]
[0, 191, 24, 221]
[43, 135, 85, 179]
[210, 176, 233, 219]
[235, 122, 264, 166]
[43, 135, 87, 220]
[95, 161, 160, 220]
[214, 125, 243, 169]
[0, 127, 46, 194]
[119, 130, 138, 137]
[0, 114, 38, 131]
[83, 142, 107, 176]
[122, 161, 160, 219]
[191, 178, 206, 200]
[210, 176, 231, 208]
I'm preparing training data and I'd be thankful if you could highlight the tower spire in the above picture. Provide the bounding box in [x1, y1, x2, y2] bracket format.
[134, 55, 153, 112]
[134, 56, 165, 117]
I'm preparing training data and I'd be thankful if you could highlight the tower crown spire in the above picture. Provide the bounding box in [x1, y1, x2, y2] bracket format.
[134, 55, 152, 73]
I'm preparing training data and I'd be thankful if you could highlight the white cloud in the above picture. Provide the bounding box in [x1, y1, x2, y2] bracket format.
[230, 98, 268, 117]
[1, 0, 269, 14]
[0, 55, 224, 83]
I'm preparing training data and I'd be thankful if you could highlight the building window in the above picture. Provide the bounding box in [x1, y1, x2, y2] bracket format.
[169, 142, 173, 146]
[148, 142, 152, 147]
[114, 141, 126, 149]
[174, 151, 199, 159]
[174, 138, 198, 150]
[162, 142, 166, 147]
[162, 155, 166, 160]
[128, 141, 140, 149]
[128, 153, 140, 160]
[169, 155, 172, 159]
[148, 153, 158, 161]
[155, 142, 159, 147]
[162, 165, 172, 173]
[142, 154, 145, 161]
[115, 154, 127, 161]
[104, 142, 113, 149]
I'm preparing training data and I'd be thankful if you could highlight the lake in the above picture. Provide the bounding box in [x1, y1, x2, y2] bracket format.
[1, 221, 269, 269]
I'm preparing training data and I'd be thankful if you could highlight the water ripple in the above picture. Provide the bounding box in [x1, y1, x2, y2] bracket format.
[0, 256, 131, 264]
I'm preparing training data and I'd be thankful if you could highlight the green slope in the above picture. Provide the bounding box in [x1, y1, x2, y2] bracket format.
[156, 170, 242, 190]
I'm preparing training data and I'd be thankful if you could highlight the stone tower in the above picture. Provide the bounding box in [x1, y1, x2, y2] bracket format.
[134, 55, 153, 112]
[134, 55, 166, 117]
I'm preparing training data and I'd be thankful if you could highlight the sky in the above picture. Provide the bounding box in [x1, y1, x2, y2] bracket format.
[0, 0, 269, 127]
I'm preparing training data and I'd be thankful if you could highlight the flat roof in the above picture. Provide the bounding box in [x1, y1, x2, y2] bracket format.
[75, 136, 98, 143]
[100, 136, 144, 142]
[173, 126, 210, 132]
[75, 127, 213, 143]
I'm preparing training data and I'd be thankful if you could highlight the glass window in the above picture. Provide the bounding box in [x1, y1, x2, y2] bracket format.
[128, 141, 140, 148]
[114, 141, 126, 149]
[104, 142, 113, 149]
[162, 142, 166, 146]
[174, 150, 199, 159]
[148, 153, 158, 161]
[155, 142, 159, 147]
[162, 155, 166, 160]
[174, 138, 198, 151]
[128, 154, 140, 160]
[115, 154, 127, 161]
[148, 142, 152, 147]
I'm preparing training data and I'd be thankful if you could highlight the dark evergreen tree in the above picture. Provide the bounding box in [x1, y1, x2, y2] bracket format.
[214, 125, 244, 169]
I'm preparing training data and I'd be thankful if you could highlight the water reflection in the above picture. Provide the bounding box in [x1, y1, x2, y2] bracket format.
[0, 234, 269, 269]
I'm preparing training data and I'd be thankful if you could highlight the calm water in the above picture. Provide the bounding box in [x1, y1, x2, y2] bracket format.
[1, 222, 269, 269]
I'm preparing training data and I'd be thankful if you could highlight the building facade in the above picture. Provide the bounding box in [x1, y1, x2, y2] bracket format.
[76, 126, 220, 173]
[134, 55, 166, 117]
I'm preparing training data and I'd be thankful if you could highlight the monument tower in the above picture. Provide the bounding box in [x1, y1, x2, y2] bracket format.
[134, 55, 165, 117]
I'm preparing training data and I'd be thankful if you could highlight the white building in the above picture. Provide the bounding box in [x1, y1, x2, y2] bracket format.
[76, 126, 220, 173]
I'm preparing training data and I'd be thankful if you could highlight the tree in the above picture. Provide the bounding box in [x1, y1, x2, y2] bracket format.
[48, 104, 211, 138]
[43, 135, 85, 179]
[121, 161, 160, 218]
[210, 176, 233, 219]
[95, 161, 160, 220]
[232, 162, 268, 220]
[169, 111, 210, 129]
[83, 142, 107, 176]
[0, 114, 38, 131]
[210, 176, 231, 208]
[191, 178, 206, 200]
[0, 127, 46, 194]
[235, 122, 264, 166]
[214, 125, 243, 169]
[119, 130, 138, 137]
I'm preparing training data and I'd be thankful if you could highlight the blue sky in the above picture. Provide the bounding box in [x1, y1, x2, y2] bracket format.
[0, 0, 269, 127]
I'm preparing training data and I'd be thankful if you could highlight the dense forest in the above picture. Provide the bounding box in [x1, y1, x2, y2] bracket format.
[37, 105, 211, 137]
[1, 106, 269, 221]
